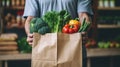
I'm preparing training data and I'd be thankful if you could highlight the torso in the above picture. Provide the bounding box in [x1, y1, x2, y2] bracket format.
[38, 0, 78, 18]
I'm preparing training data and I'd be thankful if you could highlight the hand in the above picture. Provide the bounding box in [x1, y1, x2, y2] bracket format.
[79, 12, 92, 32]
[27, 33, 33, 46]
[79, 12, 91, 22]
[79, 13, 91, 45]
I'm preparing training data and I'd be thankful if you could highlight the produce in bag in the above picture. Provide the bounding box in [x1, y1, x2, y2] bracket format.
[29, 10, 91, 67]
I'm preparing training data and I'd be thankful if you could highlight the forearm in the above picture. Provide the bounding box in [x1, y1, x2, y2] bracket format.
[25, 16, 34, 35]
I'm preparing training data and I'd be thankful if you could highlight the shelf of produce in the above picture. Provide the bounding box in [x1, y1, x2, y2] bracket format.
[97, 24, 120, 28]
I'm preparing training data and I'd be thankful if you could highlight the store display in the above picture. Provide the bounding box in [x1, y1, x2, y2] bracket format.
[104, 0, 109, 7]
[99, 0, 104, 7]
[3, 9, 25, 29]
[0, 33, 19, 54]
[109, 0, 115, 7]
[11, 0, 16, 6]
[0, 33, 18, 41]
[98, 41, 120, 48]
[98, 0, 117, 8]
[1, 0, 25, 7]
[97, 0, 120, 50]
[85, 38, 97, 48]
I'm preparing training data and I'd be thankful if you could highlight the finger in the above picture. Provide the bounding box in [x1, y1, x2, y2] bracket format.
[27, 34, 33, 38]
[29, 42, 33, 46]
[27, 37, 33, 45]
[27, 36, 32, 41]
[27, 40, 33, 46]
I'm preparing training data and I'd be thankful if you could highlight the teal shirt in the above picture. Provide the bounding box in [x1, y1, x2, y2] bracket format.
[23, 0, 93, 18]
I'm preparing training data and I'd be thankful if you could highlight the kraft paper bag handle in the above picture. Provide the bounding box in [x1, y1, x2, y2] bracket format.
[33, 33, 41, 48]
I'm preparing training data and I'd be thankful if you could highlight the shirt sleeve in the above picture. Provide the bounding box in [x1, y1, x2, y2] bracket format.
[77, 0, 93, 15]
[23, 0, 39, 18]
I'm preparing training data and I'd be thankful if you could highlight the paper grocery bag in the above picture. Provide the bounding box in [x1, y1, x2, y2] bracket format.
[32, 33, 82, 67]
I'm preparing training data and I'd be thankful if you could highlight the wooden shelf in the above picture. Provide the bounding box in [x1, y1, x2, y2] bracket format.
[98, 7, 120, 10]
[97, 24, 120, 28]
[0, 53, 31, 61]
[4, 6, 24, 10]
[87, 48, 120, 58]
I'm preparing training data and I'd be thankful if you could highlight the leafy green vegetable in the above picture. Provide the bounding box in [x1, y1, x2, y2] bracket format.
[42, 11, 59, 32]
[30, 10, 72, 34]
[42, 10, 72, 33]
[58, 10, 72, 32]
[33, 18, 48, 32]
[30, 18, 51, 34]
[17, 37, 32, 53]
[38, 26, 51, 35]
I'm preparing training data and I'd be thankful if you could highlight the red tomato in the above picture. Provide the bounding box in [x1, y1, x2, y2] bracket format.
[62, 24, 69, 33]
[62, 24, 79, 34]
[62, 27, 69, 33]
[72, 24, 79, 32]
[69, 28, 75, 34]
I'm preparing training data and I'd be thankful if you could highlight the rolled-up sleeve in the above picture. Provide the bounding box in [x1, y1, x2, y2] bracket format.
[77, 0, 93, 15]
[23, 0, 39, 18]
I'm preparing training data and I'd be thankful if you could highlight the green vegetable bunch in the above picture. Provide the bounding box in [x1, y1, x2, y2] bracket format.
[30, 10, 91, 34]
[30, 18, 51, 35]
[30, 10, 72, 34]
[78, 18, 91, 32]
[42, 10, 72, 33]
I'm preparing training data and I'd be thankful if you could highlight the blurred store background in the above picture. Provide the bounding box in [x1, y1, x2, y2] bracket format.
[0, 0, 120, 67]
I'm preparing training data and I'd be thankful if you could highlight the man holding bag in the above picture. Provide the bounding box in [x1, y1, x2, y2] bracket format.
[23, 0, 93, 67]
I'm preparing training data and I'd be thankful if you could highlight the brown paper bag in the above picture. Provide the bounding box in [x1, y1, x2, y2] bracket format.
[32, 33, 82, 67]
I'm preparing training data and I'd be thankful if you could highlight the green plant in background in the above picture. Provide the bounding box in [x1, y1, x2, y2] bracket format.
[17, 37, 32, 53]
